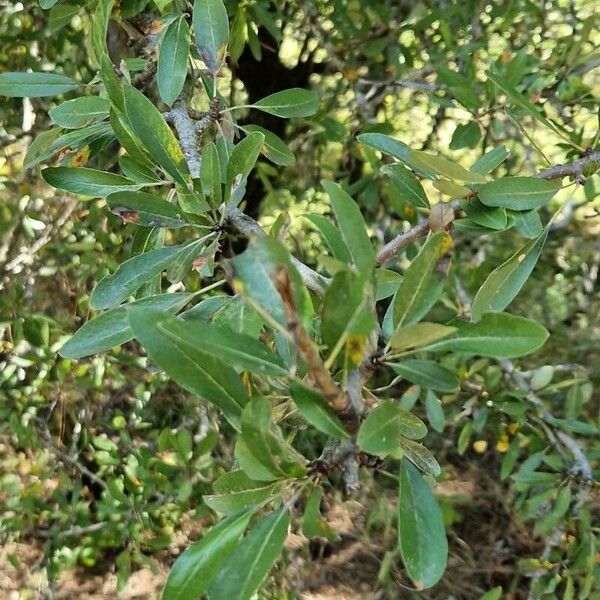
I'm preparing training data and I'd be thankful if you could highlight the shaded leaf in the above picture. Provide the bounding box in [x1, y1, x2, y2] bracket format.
[253, 88, 319, 118]
[390, 360, 459, 393]
[290, 384, 349, 439]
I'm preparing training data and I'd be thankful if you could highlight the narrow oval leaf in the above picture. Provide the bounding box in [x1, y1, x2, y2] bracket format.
[253, 88, 319, 118]
[375, 268, 403, 301]
[193, 0, 229, 75]
[226, 131, 265, 201]
[149, 315, 287, 376]
[423, 313, 549, 358]
[511, 209, 543, 239]
[471, 229, 548, 321]
[357, 400, 427, 456]
[396, 438, 441, 477]
[128, 308, 248, 428]
[0, 72, 78, 97]
[390, 322, 456, 353]
[382, 163, 430, 209]
[398, 460, 448, 589]
[107, 191, 187, 228]
[449, 122, 481, 150]
[162, 511, 252, 600]
[470, 146, 509, 175]
[207, 508, 290, 600]
[42, 167, 145, 198]
[59, 293, 193, 359]
[477, 177, 559, 210]
[123, 85, 189, 185]
[357, 133, 410, 161]
[392, 232, 446, 331]
[290, 384, 350, 439]
[91, 241, 199, 309]
[204, 482, 281, 515]
[243, 125, 295, 166]
[158, 16, 190, 106]
[91, 0, 113, 64]
[390, 360, 459, 393]
[322, 180, 374, 274]
[49, 96, 110, 128]
[410, 150, 486, 184]
[303, 213, 352, 263]
[461, 198, 508, 230]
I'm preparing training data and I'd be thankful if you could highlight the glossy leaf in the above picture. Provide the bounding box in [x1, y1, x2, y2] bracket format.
[392, 232, 446, 331]
[158, 16, 190, 106]
[253, 88, 319, 118]
[471, 229, 548, 321]
[423, 312, 549, 358]
[477, 176, 559, 210]
[49, 96, 109, 128]
[162, 511, 251, 600]
[59, 293, 193, 359]
[470, 146, 509, 175]
[207, 508, 290, 600]
[398, 460, 448, 589]
[290, 383, 349, 439]
[390, 360, 459, 393]
[382, 163, 430, 209]
[107, 191, 187, 228]
[42, 167, 145, 198]
[243, 125, 295, 166]
[0, 72, 78, 97]
[148, 316, 287, 376]
[389, 322, 456, 353]
[123, 85, 189, 185]
[322, 180, 374, 274]
[91, 241, 199, 309]
[193, 0, 229, 75]
[357, 400, 427, 456]
[410, 150, 486, 184]
[128, 309, 248, 428]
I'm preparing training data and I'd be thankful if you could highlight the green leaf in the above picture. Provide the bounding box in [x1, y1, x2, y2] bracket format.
[226, 131, 265, 201]
[477, 176, 559, 210]
[424, 390, 445, 433]
[158, 16, 190, 106]
[390, 360, 459, 393]
[470, 146, 509, 175]
[107, 191, 187, 228]
[357, 133, 410, 162]
[303, 213, 352, 263]
[290, 384, 349, 439]
[0, 72, 78, 97]
[395, 438, 441, 477]
[91, 241, 199, 309]
[461, 199, 508, 230]
[449, 122, 481, 150]
[478, 587, 503, 600]
[423, 313, 549, 358]
[242, 125, 295, 166]
[471, 229, 548, 321]
[398, 460, 447, 589]
[119, 156, 161, 184]
[357, 400, 427, 456]
[252, 88, 319, 118]
[375, 268, 402, 301]
[207, 508, 290, 600]
[487, 70, 566, 140]
[382, 164, 430, 209]
[390, 322, 456, 353]
[128, 308, 248, 428]
[49, 96, 110, 128]
[302, 487, 338, 541]
[204, 482, 281, 515]
[511, 209, 543, 238]
[92, 0, 114, 64]
[147, 316, 287, 376]
[231, 237, 311, 327]
[432, 179, 471, 198]
[42, 167, 145, 198]
[322, 180, 374, 274]
[162, 511, 251, 600]
[200, 142, 222, 207]
[392, 232, 446, 331]
[123, 85, 189, 185]
[59, 293, 193, 359]
[193, 0, 229, 75]
[410, 150, 486, 184]
[24, 128, 62, 169]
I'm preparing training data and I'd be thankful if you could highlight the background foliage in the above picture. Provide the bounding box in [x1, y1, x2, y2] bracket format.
[0, 0, 599, 598]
